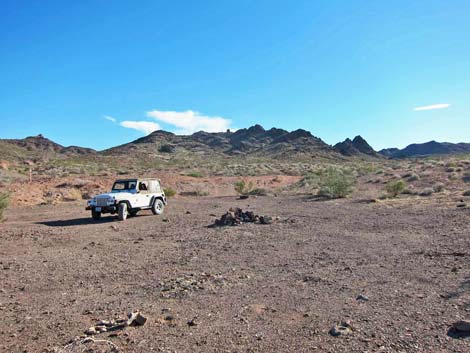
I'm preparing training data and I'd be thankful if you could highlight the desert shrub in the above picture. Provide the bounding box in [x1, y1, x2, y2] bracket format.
[249, 188, 268, 196]
[297, 173, 320, 189]
[234, 180, 254, 195]
[385, 180, 406, 197]
[446, 167, 455, 173]
[67, 188, 83, 201]
[462, 190, 470, 196]
[164, 187, 176, 197]
[406, 174, 420, 182]
[432, 183, 444, 193]
[316, 167, 355, 199]
[187, 171, 204, 178]
[419, 188, 434, 197]
[180, 189, 209, 197]
[401, 187, 416, 195]
[0, 193, 9, 222]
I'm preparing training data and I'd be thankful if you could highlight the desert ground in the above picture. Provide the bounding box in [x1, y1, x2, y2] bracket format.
[0, 194, 469, 353]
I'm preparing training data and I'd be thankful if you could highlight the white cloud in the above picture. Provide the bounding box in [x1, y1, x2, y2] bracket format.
[146, 110, 232, 134]
[119, 121, 160, 135]
[104, 115, 116, 122]
[413, 103, 450, 111]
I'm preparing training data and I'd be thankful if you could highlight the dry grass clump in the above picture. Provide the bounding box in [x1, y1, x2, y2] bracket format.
[385, 180, 406, 197]
[234, 180, 268, 196]
[406, 174, 420, 182]
[234, 180, 254, 195]
[462, 190, 470, 197]
[419, 188, 434, 197]
[164, 187, 177, 197]
[0, 193, 8, 222]
[66, 188, 83, 201]
[432, 183, 444, 193]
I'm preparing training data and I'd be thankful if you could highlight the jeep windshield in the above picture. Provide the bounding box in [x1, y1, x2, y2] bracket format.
[112, 180, 137, 192]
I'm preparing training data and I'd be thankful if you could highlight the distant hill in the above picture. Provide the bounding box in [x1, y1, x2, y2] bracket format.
[379, 141, 470, 158]
[5, 134, 96, 155]
[104, 124, 346, 160]
[334, 136, 380, 157]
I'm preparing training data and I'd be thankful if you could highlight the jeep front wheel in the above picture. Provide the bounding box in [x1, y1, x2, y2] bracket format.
[118, 203, 128, 221]
[91, 209, 101, 220]
[151, 199, 164, 215]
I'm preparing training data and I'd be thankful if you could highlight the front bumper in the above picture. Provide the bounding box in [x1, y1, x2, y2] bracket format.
[86, 205, 117, 213]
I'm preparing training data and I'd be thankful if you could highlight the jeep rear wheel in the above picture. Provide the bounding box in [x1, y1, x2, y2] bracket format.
[151, 199, 164, 215]
[91, 209, 101, 220]
[118, 203, 128, 221]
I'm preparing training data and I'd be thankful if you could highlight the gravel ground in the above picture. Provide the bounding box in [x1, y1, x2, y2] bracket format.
[0, 196, 469, 352]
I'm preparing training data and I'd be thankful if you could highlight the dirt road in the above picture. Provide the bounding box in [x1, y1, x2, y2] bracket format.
[0, 196, 469, 352]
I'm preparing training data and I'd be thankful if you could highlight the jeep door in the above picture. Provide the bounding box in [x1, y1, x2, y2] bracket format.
[136, 181, 152, 208]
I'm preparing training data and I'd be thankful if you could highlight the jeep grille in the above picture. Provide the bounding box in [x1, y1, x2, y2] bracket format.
[96, 197, 110, 207]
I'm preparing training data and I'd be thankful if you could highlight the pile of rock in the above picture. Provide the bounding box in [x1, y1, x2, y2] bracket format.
[213, 207, 273, 227]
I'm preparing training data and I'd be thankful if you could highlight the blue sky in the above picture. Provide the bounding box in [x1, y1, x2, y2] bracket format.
[1, 0, 469, 150]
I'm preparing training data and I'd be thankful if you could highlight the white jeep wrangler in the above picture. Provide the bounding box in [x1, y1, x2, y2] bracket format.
[86, 178, 167, 221]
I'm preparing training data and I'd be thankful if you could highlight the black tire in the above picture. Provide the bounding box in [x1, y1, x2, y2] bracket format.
[151, 199, 165, 215]
[91, 209, 101, 220]
[118, 203, 128, 221]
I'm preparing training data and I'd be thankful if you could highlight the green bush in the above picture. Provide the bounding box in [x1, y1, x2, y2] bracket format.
[385, 180, 406, 197]
[316, 167, 355, 199]
[163, 187, 177, 197]
[0, 193, 9, 222]
[234, 180, 254, 195]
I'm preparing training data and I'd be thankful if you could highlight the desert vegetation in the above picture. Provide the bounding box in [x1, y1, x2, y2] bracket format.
[0, 193, 8, 222]
[316, 166, 355, 199]
[385, 180, 406, 197]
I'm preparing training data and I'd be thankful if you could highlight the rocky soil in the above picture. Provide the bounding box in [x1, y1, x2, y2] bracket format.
[0, 196, 469, 352]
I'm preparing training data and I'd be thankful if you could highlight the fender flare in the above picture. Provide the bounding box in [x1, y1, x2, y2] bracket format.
[118, 200, 132, 210]
[151, 196, 166, 206]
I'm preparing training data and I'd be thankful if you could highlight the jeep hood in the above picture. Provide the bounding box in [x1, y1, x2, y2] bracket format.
[93, 192, 135, 200]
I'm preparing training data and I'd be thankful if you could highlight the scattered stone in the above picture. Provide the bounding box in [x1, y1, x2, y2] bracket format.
[162, 218, 170, 223]
[329, 321, 353, 337]
[95, 325, 107, 333]
[85, 327, 97, 335]
[260, 216, 272, 224]
[186, 211, 192, 214]
[356, 294, 369, 301]
[127, 312, 147, 326]
[187, 318, 197, 327]
[456, 203, 466, 208]
[452, 320, 470, 332]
